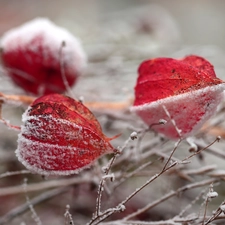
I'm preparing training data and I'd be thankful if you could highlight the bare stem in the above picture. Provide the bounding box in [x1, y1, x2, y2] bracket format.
[0, 175, 91, 196]
[59, 41, 74, 97]
[0, 187, 69, 225]
[94, 153, 118, 218]
[123, 178, 217, 221]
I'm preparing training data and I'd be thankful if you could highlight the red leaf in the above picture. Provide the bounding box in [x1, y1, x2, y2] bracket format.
[134, 55, 223, 106]
[132, 55, 225, 139]
[16, 94, 115, 175]
[0, 18, 86, 95]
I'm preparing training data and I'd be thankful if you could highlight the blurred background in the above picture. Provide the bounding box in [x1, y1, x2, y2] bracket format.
[1, 0, 225, 101]
[1, 0, 225, 46]
[1, 0, 225, 47]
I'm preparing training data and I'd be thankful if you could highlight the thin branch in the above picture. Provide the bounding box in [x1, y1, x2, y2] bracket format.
[64, 205, 75, 225]
[89, 161, 178, 225]
[182, 164, 217, 176]
[92, 134, 135, 223]
[0, 175, 91, 196]
[94, 153, 118, 218]
[177, 188, 207, 218]
[59, 41, 74, 97]
[23, 178, 43, 225]
[90, 136, 220, 224]
[192, 137, 225, 159]
[161, 139, 182, 171]
[182, 136, 221, 162]
[123, 178, 218, 221]
[203, 199, 225, 225]
[0, 187, 69, 225]
[113, 160, 153, 190]
[0, 91, 130, 111]
[0, 170, 31, 179]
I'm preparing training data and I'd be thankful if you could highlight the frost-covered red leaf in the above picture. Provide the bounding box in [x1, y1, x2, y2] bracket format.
[15, 94, 115, 175]
[0, 18, 86, 95]
[131, 55, 225, 139]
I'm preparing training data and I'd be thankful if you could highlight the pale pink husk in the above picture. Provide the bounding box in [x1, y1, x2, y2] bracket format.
[131, 84, 225, 139]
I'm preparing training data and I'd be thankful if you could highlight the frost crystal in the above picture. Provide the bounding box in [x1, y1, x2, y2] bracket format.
[130, 131, 138, 140]
[102, 173, 115, 182]
[207, 191, 218, 199]
[220, 204, 225, 212]
[118, 204, 126, 212]
[158, 119, 167, 124]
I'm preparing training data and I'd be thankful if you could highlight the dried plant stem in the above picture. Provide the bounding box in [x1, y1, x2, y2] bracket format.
[93, 133, 134, 218]
[0, 99, 21, 130]
[89, 135, 220, 224]
[182, 164, 217, 176]
[204, 202, 225, 225]
[177, 188, 208, 218]
[90, 135, 141, 225]
[0, 175, 90, 196]
[123, 178, 218, 221]
[191, 137, 225, 159]
[23, 178, 42, 225]
[85, 101, 131, 111]
[0, 116, 21, 131]
[161, 139, 181, 171]
[0, 187, 69, 225]
[64, 205, 75, 225]
[162, 104, 181, 138]
[113, 160, 153, 190]
[94, 153, 118, 218]
[0, 91, 130, 110]
[103, 219, 195, 225]
[0, 92, 35, 105]
[0, 170, 31, 179]
[59, 41, 74, 98]
[183, 136, 221, 162]
[89, 161, 178, 225]
[202, 196, 210, 225]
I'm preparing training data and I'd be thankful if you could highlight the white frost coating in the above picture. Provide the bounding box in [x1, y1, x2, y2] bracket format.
[20, 113, 84, 144]
[16, 133, 97, 176]
[118, 204, 126, 212]
[130, 131, 138, 140]
[1, 17, 86, 73]
[16, 107, 113, 176]
[131, 84, 225, 139]
[22, 112, 83, 132]
[102, 173, 115, 182]
[210, 170, 225, 176]
[220, 204, 225, 212]
[158, 119, 167, 124]
[207, 191, 218, 198]
[15, 134, 93, 176]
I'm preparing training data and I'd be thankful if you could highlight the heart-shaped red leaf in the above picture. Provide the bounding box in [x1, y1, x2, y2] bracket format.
[16, 94, 115, 175]
[134, 55, 223, 106]
[132, 55, 225, 139]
